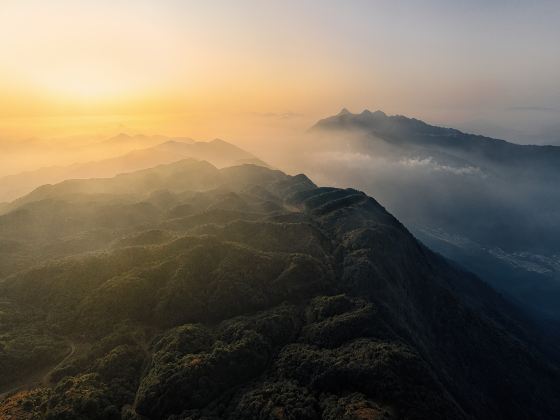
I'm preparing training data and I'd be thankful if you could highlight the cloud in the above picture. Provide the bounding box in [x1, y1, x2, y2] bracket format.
[399, 157, 485, 177]
[314, 151, 485, 178]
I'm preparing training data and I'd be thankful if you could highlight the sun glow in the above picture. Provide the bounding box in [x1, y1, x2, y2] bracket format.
[37, 67, 130, 104]
[0, 0, 558, 145]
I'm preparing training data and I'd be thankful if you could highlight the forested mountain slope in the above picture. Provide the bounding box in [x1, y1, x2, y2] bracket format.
[0, 160, 558, 419]
[307, 109, 560, 321]
[0, 138, 265, 203]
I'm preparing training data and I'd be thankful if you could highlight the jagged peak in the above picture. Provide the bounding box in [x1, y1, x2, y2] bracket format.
[337, 108, 351, 116]
[360, 109, 387, 118]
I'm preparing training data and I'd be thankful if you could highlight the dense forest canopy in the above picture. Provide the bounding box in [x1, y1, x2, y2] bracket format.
[0, 160, 559, 419]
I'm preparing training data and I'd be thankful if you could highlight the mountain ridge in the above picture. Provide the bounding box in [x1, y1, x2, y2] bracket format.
[313, 108, 560, 151]
[0, 138, 266, 204]
[0, 159, 559, 419]
[304, 109, 560, 321]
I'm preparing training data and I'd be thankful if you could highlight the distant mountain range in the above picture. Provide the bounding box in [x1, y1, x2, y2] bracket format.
[313, 108, 560, 176]
[1, 159, 559, 418]
[309, 109, 560, 321]
[0, 137, 265, 203]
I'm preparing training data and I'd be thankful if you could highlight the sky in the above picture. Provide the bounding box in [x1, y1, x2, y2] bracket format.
[1, 0, 560, 144]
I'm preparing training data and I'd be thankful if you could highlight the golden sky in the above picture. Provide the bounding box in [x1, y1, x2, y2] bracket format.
[1, 1, 559, 142]
[1, 2, 346, 119]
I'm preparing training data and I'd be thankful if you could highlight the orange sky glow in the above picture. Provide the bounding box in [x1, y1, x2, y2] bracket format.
[0, 1, 559, 145]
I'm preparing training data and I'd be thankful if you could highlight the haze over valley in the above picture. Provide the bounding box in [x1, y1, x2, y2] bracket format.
[298, 109, 560, 322]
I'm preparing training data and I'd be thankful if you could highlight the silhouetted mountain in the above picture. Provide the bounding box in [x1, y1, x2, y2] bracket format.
[100, 133, 171, 148]
[0, 138, 266, 203]
[313, 109, 560, 175]
[0, 160, 559, 419]
[308, 109, 560, 321]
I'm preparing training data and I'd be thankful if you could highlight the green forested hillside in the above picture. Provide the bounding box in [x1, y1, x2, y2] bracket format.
[310, 110, 560, 321]
[0, 160, 559, 419]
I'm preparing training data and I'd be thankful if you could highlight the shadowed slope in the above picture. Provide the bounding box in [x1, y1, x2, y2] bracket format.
[0, 160, 558, 419]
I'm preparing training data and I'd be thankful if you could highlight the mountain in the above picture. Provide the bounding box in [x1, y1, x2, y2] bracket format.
[307, 109, 560, 321]
[0, 160, 559, 419]
[98, 133, 172, 150]
[313, 109, 560, 184]
[0, 138, 266, 203]
[100, 133, 171, 147]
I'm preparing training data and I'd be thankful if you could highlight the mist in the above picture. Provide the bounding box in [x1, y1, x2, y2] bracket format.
[261, 118, 560, 320]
